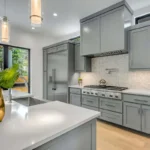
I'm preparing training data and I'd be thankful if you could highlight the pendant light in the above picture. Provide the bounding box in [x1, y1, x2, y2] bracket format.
[30, 0, 43, 27]
[1, 0, 10, 43]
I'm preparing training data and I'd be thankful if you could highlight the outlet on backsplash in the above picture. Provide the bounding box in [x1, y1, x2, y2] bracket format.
[80, 54, 150, 89]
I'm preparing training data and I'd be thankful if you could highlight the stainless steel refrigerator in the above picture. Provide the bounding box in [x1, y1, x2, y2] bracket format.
[43, 41, 74, 103]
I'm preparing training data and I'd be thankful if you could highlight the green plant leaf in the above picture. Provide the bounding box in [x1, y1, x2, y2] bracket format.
[0, 64, 20, 89]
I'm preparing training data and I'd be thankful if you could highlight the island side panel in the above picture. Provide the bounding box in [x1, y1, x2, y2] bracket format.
[34, 119, 96, 150]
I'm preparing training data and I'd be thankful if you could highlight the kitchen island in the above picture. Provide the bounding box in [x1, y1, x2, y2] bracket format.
[0, 100, 100, 150]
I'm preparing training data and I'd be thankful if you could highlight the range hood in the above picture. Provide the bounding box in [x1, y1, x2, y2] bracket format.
[93, 49, 128, 57]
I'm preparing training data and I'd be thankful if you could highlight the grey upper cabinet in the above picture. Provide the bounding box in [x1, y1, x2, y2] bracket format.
[75, 43, 91, 72]
[81, 17, 100, 56]
[101, 7, 125, 53]
[80, 1, 133, 56]
[142, 105, 150, 134]
[123, 102, 141, 131]
[129, 26, 150, 69]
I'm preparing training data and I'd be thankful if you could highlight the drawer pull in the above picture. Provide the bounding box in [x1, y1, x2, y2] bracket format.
[87, 100, 93, 103]
[106, 104, 115, 107]
[134, 99, 148, 103]
[106, 116, 115, 120]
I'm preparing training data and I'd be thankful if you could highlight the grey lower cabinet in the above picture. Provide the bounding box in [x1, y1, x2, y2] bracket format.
[81, 17, 100, 56]
[99, 109, 122, 125]
[75, 43, 91, 72]
[142, 105, 150, 134]
[123, 100, 150, 134]
[70, 94, 81, 106]
[35, 119, 96, 150]
[123, 102, 141, 131]
[69, 88, 81, 107]
[128, 25, 150, 69]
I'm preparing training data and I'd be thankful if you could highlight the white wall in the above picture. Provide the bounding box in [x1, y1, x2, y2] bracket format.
[7, 26, 57, 98]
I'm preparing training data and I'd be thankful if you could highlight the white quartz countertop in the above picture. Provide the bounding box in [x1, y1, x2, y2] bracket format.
[122, 89, 150, 96]
[68, 85, 83, 89]
[0, 101, 100, 150]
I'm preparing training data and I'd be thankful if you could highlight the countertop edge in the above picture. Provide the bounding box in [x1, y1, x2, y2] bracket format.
[24, 113, 100, 150]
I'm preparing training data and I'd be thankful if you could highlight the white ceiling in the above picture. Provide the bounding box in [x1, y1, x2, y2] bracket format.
[0, 0, 150, 38]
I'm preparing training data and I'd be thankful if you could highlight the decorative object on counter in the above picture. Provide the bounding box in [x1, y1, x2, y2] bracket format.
[78, 78, 83, 86]
[0, 64, 19, 122]
[99, 79, 106, 87]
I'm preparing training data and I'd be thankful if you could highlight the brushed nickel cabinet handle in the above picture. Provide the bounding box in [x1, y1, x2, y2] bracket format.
[106, 116, 115, 120]
[87, 100, 93, 103]
[106, 104, 115, 107]
[138, 108, 141, 115]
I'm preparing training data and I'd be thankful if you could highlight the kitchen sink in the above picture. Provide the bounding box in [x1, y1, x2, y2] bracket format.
[12, 97, 47, 107]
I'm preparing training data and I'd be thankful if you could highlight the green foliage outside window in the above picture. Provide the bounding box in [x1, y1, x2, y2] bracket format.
[12, 48, 28, 76]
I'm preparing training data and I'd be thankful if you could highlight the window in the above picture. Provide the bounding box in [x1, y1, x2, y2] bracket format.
[0, 44, 30, 93]
[135, 14, 150, 24]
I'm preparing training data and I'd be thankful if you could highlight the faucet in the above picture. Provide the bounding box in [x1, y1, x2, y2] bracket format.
[19, 76, 28, 88]
[8, 76, 28, 103]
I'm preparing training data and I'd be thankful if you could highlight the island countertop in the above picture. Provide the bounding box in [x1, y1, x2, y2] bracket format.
[0, 101, 100, 150]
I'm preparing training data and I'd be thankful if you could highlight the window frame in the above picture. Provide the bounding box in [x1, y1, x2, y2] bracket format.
[0, 43, 31, 93]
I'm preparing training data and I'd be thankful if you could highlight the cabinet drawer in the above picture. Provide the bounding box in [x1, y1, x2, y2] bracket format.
[82, 95, 99, 108]
[100, 98, 122, 113]
[123, 94, 150, 105]
[70, 94, 81, 106]
[82, 105, 99, 111]
[70, 88, 81, 94]
[99, 109, 122, 125]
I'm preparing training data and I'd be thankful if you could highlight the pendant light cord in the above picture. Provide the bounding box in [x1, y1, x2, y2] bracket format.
[4, 0, 6, 16]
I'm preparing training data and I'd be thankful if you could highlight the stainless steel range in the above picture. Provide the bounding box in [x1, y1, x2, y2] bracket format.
[82, 85, 128, 100]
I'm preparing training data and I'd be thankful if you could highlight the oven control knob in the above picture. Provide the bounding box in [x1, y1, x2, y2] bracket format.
[102, 94, 105, 97]
[95, 93, 98, 96]
[115, 95, 119, 98]
[91, 92, 94, 95]
[87, 92, 90, 94]
[109, 95, 113, 98]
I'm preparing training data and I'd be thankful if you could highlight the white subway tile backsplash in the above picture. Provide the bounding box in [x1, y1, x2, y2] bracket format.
[80, 54, 150, 89]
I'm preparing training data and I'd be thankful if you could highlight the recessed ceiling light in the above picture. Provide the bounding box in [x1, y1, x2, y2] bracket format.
[32, 27, 35, 30]
[53, 13, 58, 17]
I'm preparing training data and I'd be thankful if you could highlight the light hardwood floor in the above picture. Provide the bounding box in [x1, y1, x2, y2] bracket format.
[97, 121, 150, 150]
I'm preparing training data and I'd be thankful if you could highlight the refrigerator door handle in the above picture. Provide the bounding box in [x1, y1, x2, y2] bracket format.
[49, 76, 52, 83]
[52, 69, 56, 90]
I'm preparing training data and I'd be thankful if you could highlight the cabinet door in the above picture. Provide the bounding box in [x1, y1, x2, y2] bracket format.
[75, 44, 85, 71]
[101, 7, 124, 53]
[123, 102, 141, 131]
[129, 26, 150, 69]
[142, 105, 150, 134]
[70, 94, 81, 106]
[81, 17, 100, 56]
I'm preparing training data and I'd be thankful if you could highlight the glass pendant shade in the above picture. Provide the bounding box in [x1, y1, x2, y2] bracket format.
[30, 0, 43, 27]
[1, 16, 10, 43]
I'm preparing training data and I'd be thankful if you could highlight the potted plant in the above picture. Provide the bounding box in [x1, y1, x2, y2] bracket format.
[78, 78, 83, 86]
[0, 64, 19, 122]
